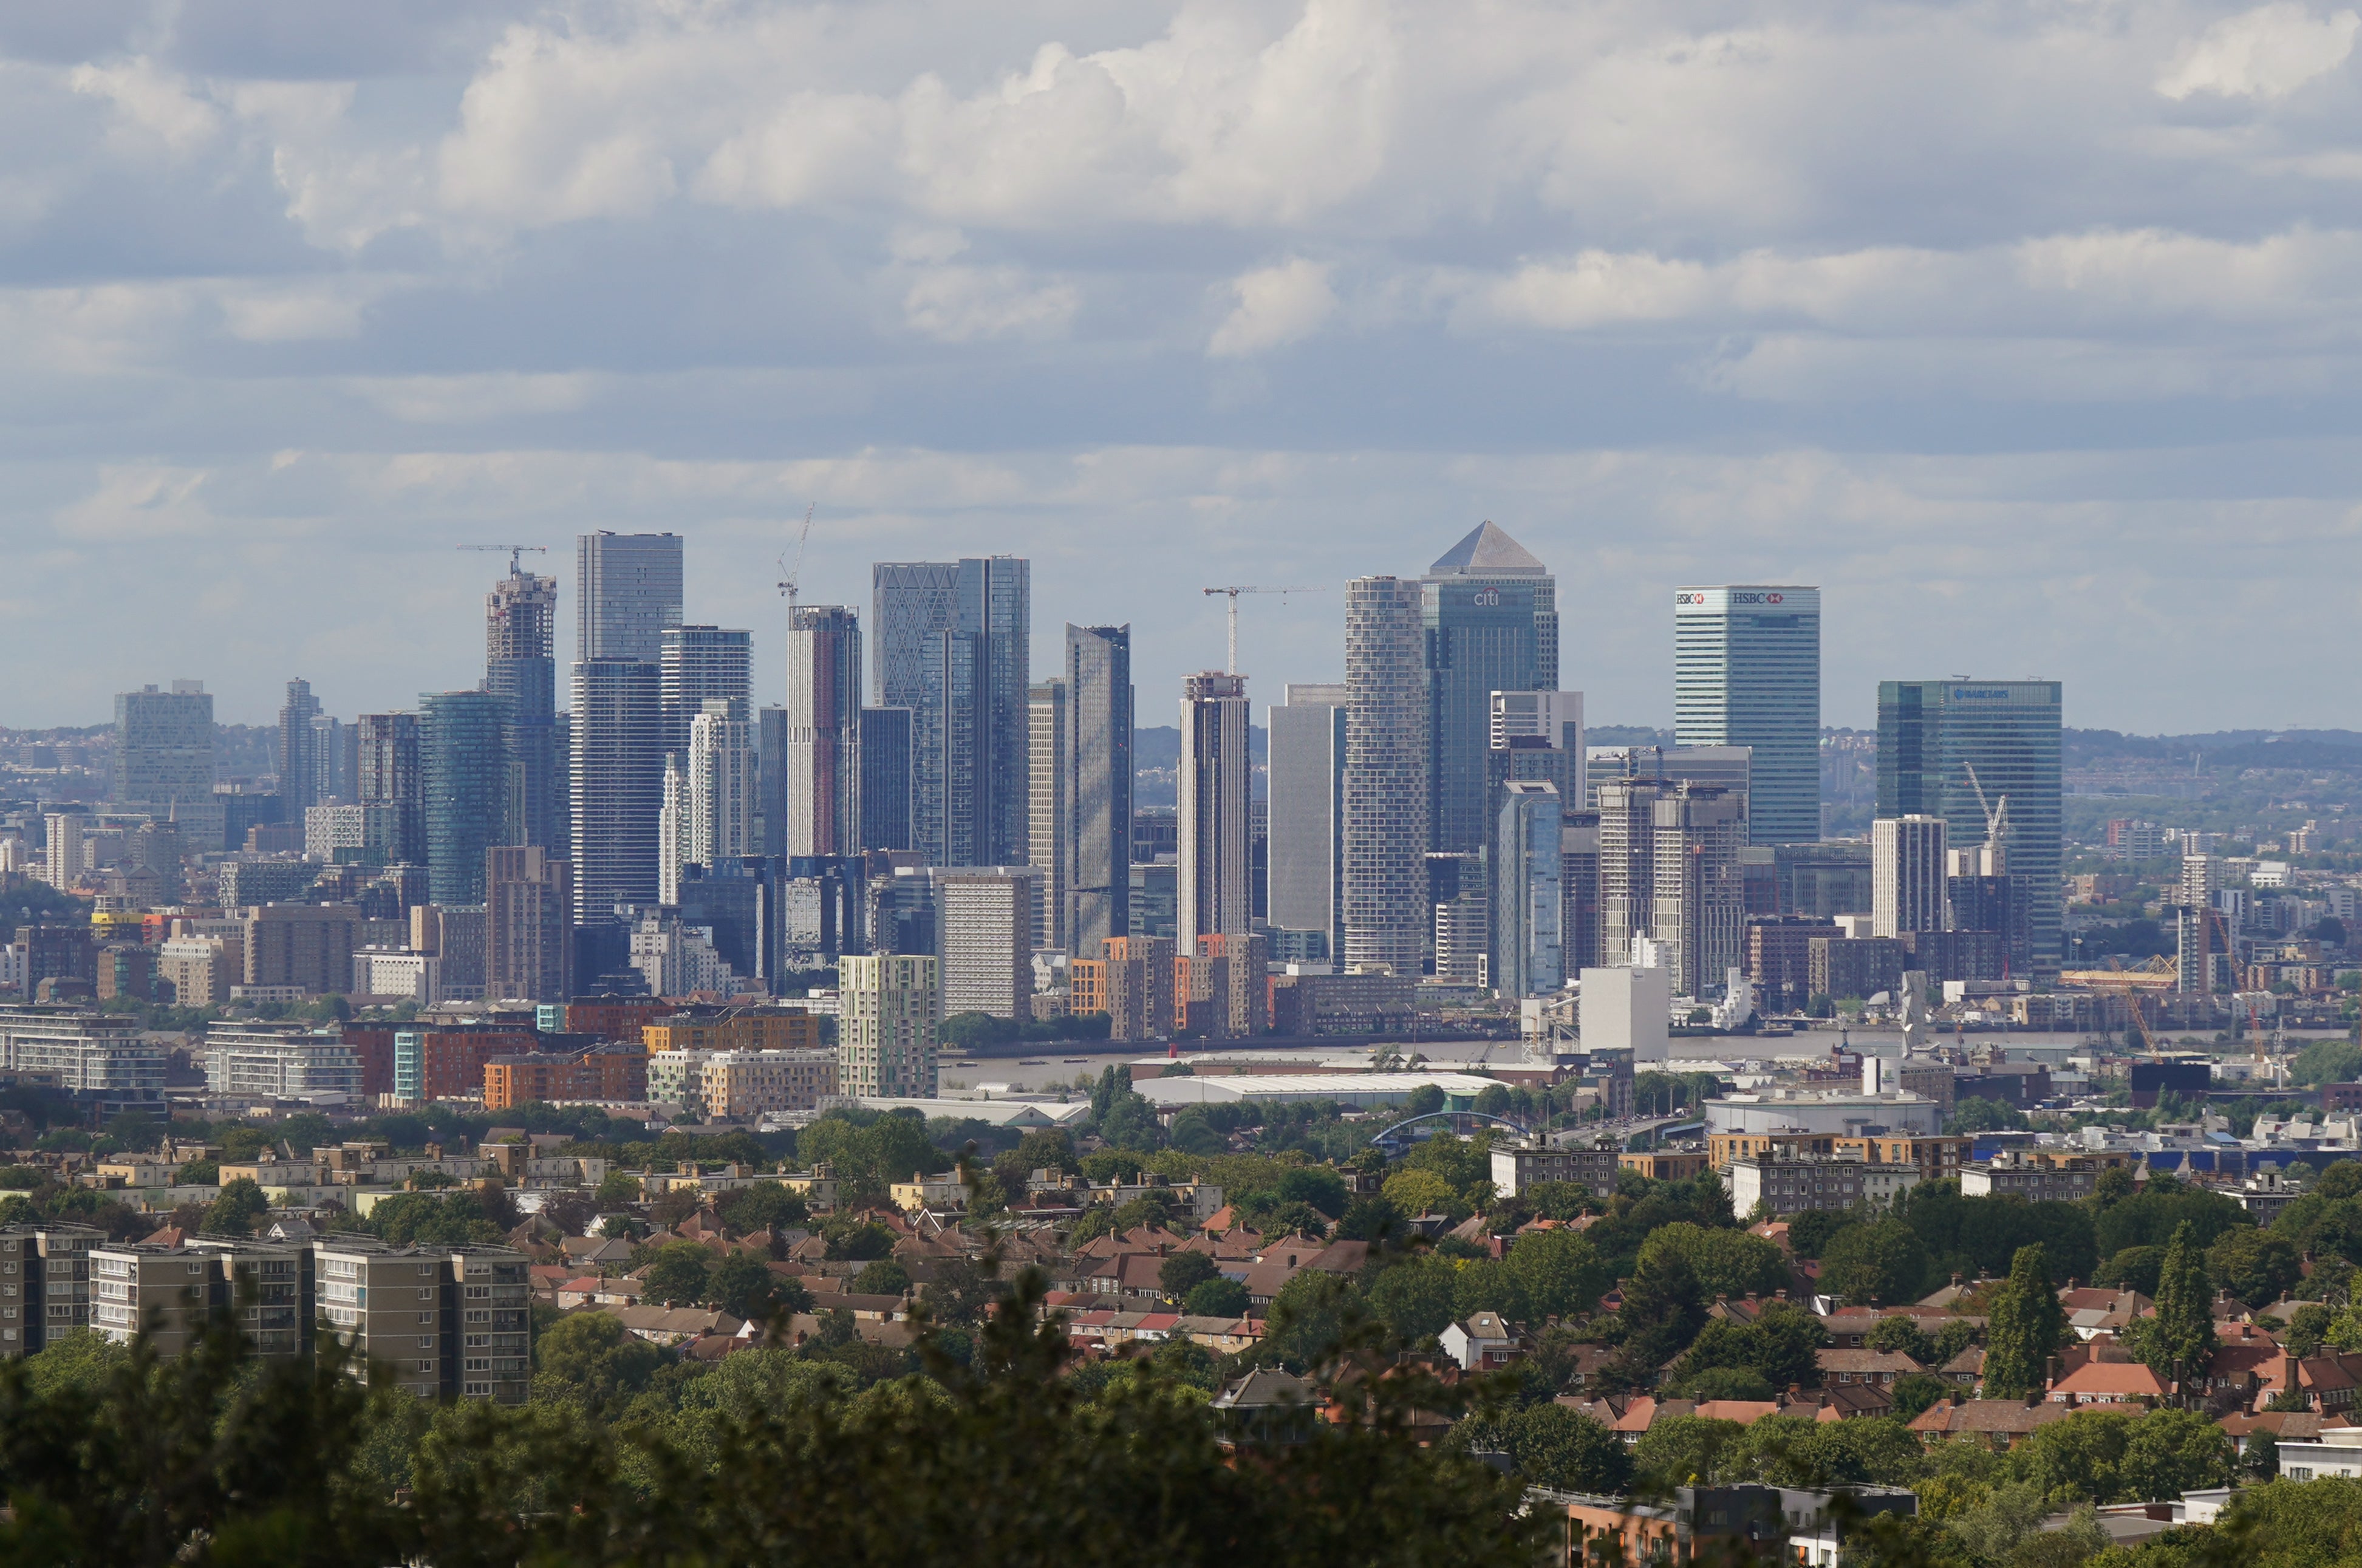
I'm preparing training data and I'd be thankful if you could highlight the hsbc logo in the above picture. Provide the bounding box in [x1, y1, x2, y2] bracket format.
[1677, 590, 1786, 605]
[1675, 592, 1706, 605]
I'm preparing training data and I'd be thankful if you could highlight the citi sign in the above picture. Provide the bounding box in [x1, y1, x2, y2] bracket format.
[1472, 589, 1502, 606]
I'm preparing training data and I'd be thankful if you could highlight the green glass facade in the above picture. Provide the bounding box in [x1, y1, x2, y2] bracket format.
[421, 690, 503, 907]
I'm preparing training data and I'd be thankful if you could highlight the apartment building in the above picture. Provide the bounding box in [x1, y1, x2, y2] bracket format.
[315, 1239, 530, 1404]
[0, 1007, 166, 1100]
[641, 1005, 821, 1055]
[89, 1238, 309, 1360]
[1489, 1142, 1622, 1198]
[0, 1223, 103, 1356]
[482, 1048, 649, 1111]
[701, 1049, 839, 1117]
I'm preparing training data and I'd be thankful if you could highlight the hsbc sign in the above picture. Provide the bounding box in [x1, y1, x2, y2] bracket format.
[1676, 590, 1787, 606]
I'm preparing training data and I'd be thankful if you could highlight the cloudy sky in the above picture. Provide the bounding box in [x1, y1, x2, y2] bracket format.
[7, 0, 2360, 732]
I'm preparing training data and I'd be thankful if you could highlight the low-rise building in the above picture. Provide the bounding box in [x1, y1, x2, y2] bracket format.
[1490, 1141, 1621, 1198]
[0, 1007, 166, 1100]
[203, 1020, 363, 1099]
[483, 1048, 648, 1111]
[1959, 1150, 2104, 1202]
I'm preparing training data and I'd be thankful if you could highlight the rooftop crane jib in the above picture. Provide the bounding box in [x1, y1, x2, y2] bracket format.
[1962, 761, 2009, 873]
[457, 544, 548, 577]
[777, 503, 816, 606]
[1200, 584, 1324, 675]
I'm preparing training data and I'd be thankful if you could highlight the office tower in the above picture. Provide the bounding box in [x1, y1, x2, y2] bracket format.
[1595, 779, 1657, 967]
[1423, 522, 1557, 856]
[872, 558, 1029, 868]
[1877, 680, 2064, 977]
[858, 707, 913, 851]
[1343, 578, 1427, 977]
[312, 714, 350, 802]
[783, 607, 860, 856]
[836, 953, 940, 1097]
[570, 658, 662, 923]
[1673, 585, 1820, 845]
[937, 868, 1036, 1021]
[658, 753, 688, 907]
[485, 845, 573, 1002]
[114, 681, 213, 807]
[577, 531, 683, 662]
[1947, 870, 2029, 978]
[1872, 815, 1948, 939]
[757, 706, 788, 856]
[1268, 682, 1347, 962]
[418, 692, 502, 907]
[1493, 781, 1563, 997]
[1028, 680, 1070, 951]
[661, 625, 752, 757]
[278, 679, 322, 811]
[1650, 783, 1746, 998]
[1177, 672, 1251, 943]
[688, 701, 756, 874]
[1561, 810, 1602, 974]
[355, 714, 423, 864]
[1065, 624, 1132, 954]
[485, 563, 559, 849]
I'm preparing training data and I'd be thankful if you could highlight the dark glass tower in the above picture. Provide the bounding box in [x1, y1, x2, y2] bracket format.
[1422, 522, 1556, 856]
[420, 690, 503, 905]
[485, 565, 558, 848]
[872, 557, 1028, 868]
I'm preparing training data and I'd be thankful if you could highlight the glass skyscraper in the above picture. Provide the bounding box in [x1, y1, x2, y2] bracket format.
[1422, 522, 1555, 856]
[872, 557, 1029, 868]
[420, 690, 503, 906]
[1877, 679, 2063, 977]
[576, 532, 682, 662]
[569, 659, 662, 923]
[1065, 624, 1132, 955]
[1673, 585, 1821, 845]
[485, 565, 558, 848]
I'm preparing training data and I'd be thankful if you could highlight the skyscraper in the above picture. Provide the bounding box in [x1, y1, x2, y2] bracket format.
[836, 953, 940, 1097]
[1343, 577, 1427, 977]
[937, 868, 1036, 1021]
[356, 712, 423, 865]
[1877, 679, 2063, 978]
[1028, 679, 1070, 951]
[1872, 814, 1948, 939]
[1493, 781, 1563, 997]
[1596, 777, 1659, 967]
[114, 681, 213, 808]
[1177, 672, 1251, 942]
[485, 845, 573, 1002]
[660, 625, 752, 755]
[783, 607, 861, 856]
[858, 707, 913, 852]
[688, 701, 757, 877]
[1423, 522, 1557, 856]
[420, 691, 503, 907]
[577, 532, 682, 662]
[278, 679, 321, 813]
[1673, 585, 1821, 845]
[485, 564, 558, 849]
[1487, 691, 1582, 987]
[1650, 782, 1746, 998]
[1065, 624, 1132, 955]
[570, 658, 662, 924]
[1266, 683, 1347, 963]
[872, 558, 1028, 868]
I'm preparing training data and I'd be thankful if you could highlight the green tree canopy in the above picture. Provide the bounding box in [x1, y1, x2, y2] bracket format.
[1865, 1314, 1935, 1365]
[1158, 1252, 1220, 1301]
[1184, 1278, 1251, 1318]
[1820, 1218, 1932, 1306]
[1636, 1222, 1790, 1301]
[1983, 1243, 2067, 1400]
[201, 1177, 268, 1238]
[641, 1241, 715, 1308]
[706, 1253, 807, 1322]
[2207, 1225, 2302, 1308]
[2122, 1222, 2214, 1385]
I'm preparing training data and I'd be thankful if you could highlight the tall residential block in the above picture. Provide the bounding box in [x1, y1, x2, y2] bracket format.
[1494, 781, 1563, 997]
[1423, 522, 1556, 856]
[1177, 672, 1251, 943]
[485, 564, 559, 849]
[1028, 679, 1070, 951]
[278, 678, 322, 813]
[1266, 683, 1347, 964]
[114, 681, 214, 808]
[1066, 624, 1133, 955]
[1877, 679, 2063, 977]
[1343, 577, 1427, 977]
[1101, 935, 1176, 1042]
[356, 713, 423, 865]
[419, 690, 502, 907]
[937, 868, 1035, 1022]
[688, 701, 756, 875]
[660, 624, 752, 756]
[486, 845, 573, 1003]
[858, 707, 913, 852]
[577, 531, 683, 663]
[1673, 585, 1820, 845]
[784, 607, 861, 856]
[1872, 814, 1949, 940]
[837, 953, 940, 1097]
[570, 658, 662, 924]
[1650, 782, 1746, 998]
[872, 557, 1029, 868]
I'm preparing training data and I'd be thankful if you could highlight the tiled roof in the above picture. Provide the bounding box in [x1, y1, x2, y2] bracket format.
[1908, 1399, 2072, 1436]
[1818, 1348, 1923, 1375]
[2050, 1360, 2169, 1397]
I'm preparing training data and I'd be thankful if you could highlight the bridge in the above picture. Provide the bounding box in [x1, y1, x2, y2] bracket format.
[1369, 1108, 1532, 1154]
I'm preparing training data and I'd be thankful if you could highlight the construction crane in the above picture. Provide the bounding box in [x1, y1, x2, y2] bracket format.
[1201, 584, 1323, 674]
[1962, 762, 2010, 873]
[776, 503, 816, 607]
[457, 544, 547, 576]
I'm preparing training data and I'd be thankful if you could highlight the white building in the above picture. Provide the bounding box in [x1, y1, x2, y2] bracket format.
[1705, 1091, 1944, 1139]
[630, 913, 736, 998]
[1580, 964, 1669, 1062]
[838, 953, 940, 1099]
[0, 1007, 166, 1095]
[203, 1022, 362, 1099]
[937, 867, 1035, 1022]
[2281, 1426, 2362, 1482]
[352, 949, 442, 1004]
[1872, 815, 1948, 938]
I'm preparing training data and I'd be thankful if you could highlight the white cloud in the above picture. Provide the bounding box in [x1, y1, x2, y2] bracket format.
[902, 265, 1080, 342]
[1209, 257, 1338, 355]
[2157, 4, 2360, 100]
[344, 373, 604, 423]
[69, 57, 220, 157]
[53, 464, 216, 540]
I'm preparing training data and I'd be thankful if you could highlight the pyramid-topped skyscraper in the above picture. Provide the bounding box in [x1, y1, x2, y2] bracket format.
[1421, 521, 1558, 856]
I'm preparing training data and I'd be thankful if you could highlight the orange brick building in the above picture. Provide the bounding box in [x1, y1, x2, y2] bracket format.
[641, 1005, 819, 1054]
[483, 1048, 649, 1111]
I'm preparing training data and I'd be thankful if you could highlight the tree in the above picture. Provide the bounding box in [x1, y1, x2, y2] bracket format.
[1889, 1373, 1952, 1422]
[1931, 1317, 1980, 1366]
[1950, 1096, 2029, 1133]
[1504, 1229, 1610, 1321]
[852, 1258, 912, 1297]
[2285, 1300, 2333, 1357]
[923, 1258, 1008, 1327]
[201, 1177, 269, 1237]
[2091, 1166, 2136, 1211]
[1616, 1246, 1708, 1379]
[593, 1171, 642, 1208]
[1820, 1219, 1931, 1306]
[1633, 1414, 1746, 1488]
[1636, 1222, 1790, 1301]
[1402, 1083, 1447, 1118]
[1982, 1244, 2066, 1399]
[713, 1184, 808, 1235]
[2123, 1222, 2214, 1390]
[2245, 1427, 2279, 1479]
[1784, 1208, 1857, 1260]
[2208, 1225, 2302, 1308]
[1185, 1278, 1251, 1318]
[1333, 1195, 1408, 1242]
[1362, 1255, 1461, 1344]
[641, 1240, 715, 1307]
[1497, 1405, 1632, 1494]
[1382, 1170, 1463, 1221]
[706, 1252, 807, 1321]
[2094, 1245, 2163, 1297]
[1671, 1301, 1828, 1392]
[1159, 1252, 1219, 1301]
[1865, 1314, 1935, 1366]
[1275, 1166, 1350, 1219]
[2117, 1407, 2234, 1500]
[534, 1309, 666, 1408]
